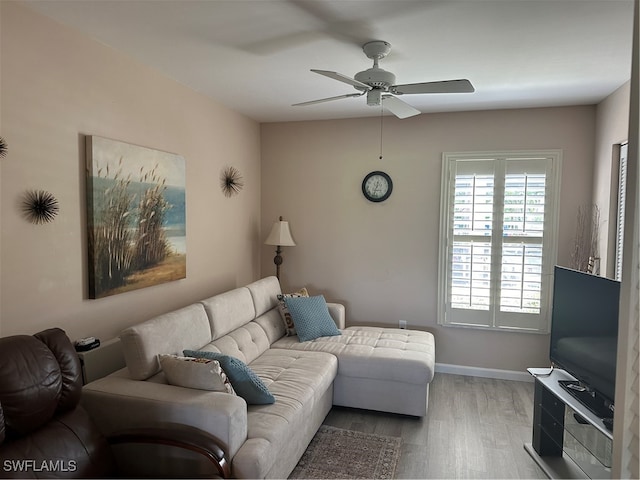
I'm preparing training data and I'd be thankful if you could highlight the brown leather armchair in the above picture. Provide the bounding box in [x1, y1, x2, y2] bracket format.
[0, 328, 229, 478]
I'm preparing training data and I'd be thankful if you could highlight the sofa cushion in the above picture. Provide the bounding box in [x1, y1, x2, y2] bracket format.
[273, 326, 435, 385]
[206, 318, 274, 365]
[184, 350, 275, 405]
[158, 354, 235, 394]
[231, 349, 337, 479]
[200, 287, 256, 341]
[254, 308, 287, 345]
[120, 303, 212, 380]
[246, 276, 281, 317]
[284, 295, 341, 342]
[277, 287, 309, 336]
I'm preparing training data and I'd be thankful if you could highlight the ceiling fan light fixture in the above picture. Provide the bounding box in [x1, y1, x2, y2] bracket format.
[367, 89, 382, 106]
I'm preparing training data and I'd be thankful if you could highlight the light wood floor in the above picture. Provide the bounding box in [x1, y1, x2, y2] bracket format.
[322, 373, 547, 479]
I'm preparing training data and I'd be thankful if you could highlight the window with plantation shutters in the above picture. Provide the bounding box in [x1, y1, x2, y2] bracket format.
[615, 142, 628, 282]
[438, 151, 562, 333]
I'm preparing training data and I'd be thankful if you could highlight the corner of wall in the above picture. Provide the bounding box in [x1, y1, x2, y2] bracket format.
[593, 82, 631, 277]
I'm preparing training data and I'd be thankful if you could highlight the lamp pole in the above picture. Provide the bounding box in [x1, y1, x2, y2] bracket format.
[273, 244, 283, 280]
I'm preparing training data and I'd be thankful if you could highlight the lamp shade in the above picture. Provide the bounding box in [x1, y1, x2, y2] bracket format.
[265, 217, 296, 246]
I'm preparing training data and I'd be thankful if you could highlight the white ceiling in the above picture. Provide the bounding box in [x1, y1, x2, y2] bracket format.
[24, 0, 635, 123]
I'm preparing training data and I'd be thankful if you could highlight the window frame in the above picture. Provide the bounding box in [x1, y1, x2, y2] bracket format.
[437, 150, 562, 334]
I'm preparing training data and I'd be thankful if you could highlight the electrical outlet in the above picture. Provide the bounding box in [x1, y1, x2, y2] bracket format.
[399, 320, 407, 329]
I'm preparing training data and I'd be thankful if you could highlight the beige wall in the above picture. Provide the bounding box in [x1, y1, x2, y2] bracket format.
[593, 81, 631, 278]
[261, 106, 597, 371]
[0, 3, 262, 340]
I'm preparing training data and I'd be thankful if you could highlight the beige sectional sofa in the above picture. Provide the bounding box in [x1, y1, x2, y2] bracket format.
[82, 276, 435, 479]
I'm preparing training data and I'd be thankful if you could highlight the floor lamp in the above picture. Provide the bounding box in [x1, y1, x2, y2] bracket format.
[264, 216, 296, 280]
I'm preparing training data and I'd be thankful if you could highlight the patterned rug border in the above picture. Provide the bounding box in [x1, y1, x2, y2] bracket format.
[289, 425, 401, 479]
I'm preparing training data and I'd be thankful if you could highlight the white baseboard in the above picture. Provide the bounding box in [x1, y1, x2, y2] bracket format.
[435, 363, 534, 382]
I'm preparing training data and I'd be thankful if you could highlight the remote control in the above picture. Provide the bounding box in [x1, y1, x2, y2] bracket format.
[75, 337, 96, 347]
[74, 337, 100, 352]
[567, 383, 587, 392]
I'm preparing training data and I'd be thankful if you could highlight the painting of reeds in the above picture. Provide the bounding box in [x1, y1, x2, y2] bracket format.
[86, 136, 186, 299]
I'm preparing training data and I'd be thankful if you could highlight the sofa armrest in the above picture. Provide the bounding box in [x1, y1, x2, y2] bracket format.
[327, 302, 345, 329]
[81, 369, 248, 459]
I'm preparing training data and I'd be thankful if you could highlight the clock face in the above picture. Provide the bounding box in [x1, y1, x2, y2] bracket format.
[362, 171, 393, 202]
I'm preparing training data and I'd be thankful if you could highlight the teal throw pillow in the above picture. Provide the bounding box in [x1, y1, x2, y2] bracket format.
[183, 350, 275, 405]
[283, 295, 341, 342]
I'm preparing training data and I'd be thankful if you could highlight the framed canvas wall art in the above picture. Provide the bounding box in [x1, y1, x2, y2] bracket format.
[86, 136, 186, 299]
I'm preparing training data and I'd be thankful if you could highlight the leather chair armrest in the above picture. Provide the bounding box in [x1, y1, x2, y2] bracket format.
[108, 423, 230, 478]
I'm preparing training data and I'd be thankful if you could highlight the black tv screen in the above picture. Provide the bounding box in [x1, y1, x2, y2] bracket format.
[549, 266, 620, 405]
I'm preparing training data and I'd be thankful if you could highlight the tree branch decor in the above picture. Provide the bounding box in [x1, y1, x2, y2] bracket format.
[569, 204, 600, 273]
[220, 166, 244, 197]
[22, 190, 59, 224]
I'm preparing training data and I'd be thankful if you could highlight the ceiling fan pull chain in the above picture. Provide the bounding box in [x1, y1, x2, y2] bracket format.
[379, 105, 384, 160]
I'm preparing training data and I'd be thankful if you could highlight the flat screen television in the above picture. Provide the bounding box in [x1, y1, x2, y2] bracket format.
[549, 266, 620, 413]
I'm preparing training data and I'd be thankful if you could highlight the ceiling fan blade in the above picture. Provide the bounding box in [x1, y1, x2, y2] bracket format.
[292, 92, 364, 107]
[392, 79, 475, 95]
[382, 95, 421, 119]
[288, 0, 376, 47]
[311, 69, 371, 89]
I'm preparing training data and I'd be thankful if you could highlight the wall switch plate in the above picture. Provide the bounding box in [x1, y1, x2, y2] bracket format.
[399, 320, 407, 329]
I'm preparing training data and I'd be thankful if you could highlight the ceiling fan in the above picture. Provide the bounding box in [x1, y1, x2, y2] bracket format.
[293, 41, 475, 119]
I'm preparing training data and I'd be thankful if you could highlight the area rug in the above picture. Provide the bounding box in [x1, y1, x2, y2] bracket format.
[289, 425, 401, 479]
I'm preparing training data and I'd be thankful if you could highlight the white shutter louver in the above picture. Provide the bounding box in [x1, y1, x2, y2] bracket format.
[615, 143, 628, 282]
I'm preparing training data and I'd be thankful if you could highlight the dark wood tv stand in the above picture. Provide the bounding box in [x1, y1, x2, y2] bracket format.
[525, 368, 613, 479]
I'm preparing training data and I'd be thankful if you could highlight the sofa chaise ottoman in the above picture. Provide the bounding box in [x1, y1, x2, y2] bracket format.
[274, 326, 435, 416]
[82, 276, 435, 478]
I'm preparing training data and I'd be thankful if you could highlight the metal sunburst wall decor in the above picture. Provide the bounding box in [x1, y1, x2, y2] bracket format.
[22, 190, 60, 224]
[220, 166, 244, 197]
[0, 136, 7, 158]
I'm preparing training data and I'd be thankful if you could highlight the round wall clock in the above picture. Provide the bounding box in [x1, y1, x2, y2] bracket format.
[362, 171, 393, 202]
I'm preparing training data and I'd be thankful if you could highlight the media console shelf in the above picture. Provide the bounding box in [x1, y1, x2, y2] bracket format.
[524, 368, 613, 479]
